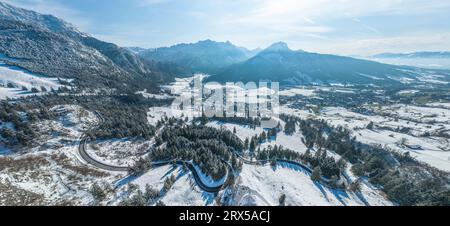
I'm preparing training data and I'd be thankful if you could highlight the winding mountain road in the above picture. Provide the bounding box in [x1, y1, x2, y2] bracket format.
[78, 111, 359, 198]
[78, 135, 130, 172]
[78, 111, 231, 192]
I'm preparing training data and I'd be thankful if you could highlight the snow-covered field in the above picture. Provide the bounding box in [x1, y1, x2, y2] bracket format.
[86, 138, 152, 167]
[2, 73, 448, 206]
[427, 102, 450, 109]
[207, 120, 309, 155]
[280, 87, 316, 97]
[0, 62, 68, 100]
[131, 165, 215, 206]
[146, 76, 445, 205]
[354, 129, 450, 171]
[135, 89, 171, 100]
[147, 106, 200, 126]
[381, 104, 450, 123]
[235, 164, 390, 206]
[207, 121, 265, 142]
[0, 105, 124, 205]
[281, 104, 450, 172]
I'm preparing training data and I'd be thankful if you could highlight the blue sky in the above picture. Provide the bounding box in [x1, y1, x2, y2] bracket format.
[4, 0, 450, 56]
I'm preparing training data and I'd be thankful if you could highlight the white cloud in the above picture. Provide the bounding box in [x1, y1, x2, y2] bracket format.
[3, 0, 450, 55]
[220, 0, 450, 33]
[215, 0, 450, 54]
[218, 0, 407, 44]
[221, 0, 405, 25]
[314, 32, 450, 56]
[134, 0, 171, 7]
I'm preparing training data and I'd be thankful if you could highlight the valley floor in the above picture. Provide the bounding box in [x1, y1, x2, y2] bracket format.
[1, 75, 449, 206]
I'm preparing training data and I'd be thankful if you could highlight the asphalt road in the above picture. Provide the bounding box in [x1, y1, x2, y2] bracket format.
[78, 112, 231, 192]
[79, 111, 358, 197]
[78, 135, 130, 172]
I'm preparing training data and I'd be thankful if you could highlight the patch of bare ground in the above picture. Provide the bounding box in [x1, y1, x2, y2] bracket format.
[50, 153, 110, 178]
[0, 181, 46, 206]
[0, 155, 49, 172]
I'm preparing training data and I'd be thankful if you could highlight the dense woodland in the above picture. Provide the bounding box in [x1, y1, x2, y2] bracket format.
[0, 93, 171, 150]
[151, 123, 244, 180]
[0, 100, 56, 147]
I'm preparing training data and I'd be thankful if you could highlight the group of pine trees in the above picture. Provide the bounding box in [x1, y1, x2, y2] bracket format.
[243, 125, 281, 151]
[86, 94, 171, 140]
[281, 113, 450, 206]
[256, 144, 301, 162]
[151, 122, 244, 180]
[0, 93, 171, 150]
[301, 149, 341, 180]
[283, 117, 296, 135]
[0, 101, 56, 147]
[119, 184, 162, 206]
[163, 174, 177, 192]
[210, 116, 261, 129]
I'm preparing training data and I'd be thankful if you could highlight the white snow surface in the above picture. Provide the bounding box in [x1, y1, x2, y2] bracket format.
[236, 164, 390, 206]
[0, 62, 67, 100]
[132, 165, 215, 206]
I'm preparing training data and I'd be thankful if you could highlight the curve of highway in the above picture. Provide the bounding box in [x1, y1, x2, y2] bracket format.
[79, 135, 130, 172]
[78, 111, 232, 193]
[79, 111, 356, 196]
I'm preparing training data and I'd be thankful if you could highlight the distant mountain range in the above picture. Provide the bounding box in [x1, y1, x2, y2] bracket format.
[135, 40, 259, 75]
[205, 42, 431, 86]
[0, 1, 173, 92]
[371, 52, 450, 59]
[368, 52, 450, 70]
[2, 1, 450, 91]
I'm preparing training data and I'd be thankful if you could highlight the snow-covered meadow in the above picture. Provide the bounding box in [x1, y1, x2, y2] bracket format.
[0, 105, 124, 205]
[281, 104, 450, 172]
[0, 62, 70, 100]
[2, 72, 448, 206]
[236, 164, 390, 206]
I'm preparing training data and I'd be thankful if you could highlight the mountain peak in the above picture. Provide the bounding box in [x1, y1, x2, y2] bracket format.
[0, 1, 82, 36]
[196, 39, 237, 48]
[264, 42, 291, 52]
[198, 39, 215, 44]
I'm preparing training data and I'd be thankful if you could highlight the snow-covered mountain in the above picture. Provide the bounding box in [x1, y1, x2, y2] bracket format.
[206, 42, 450, 86]
[0, 1, 82, 36]
[0, 1, 172, 92]
[137, 39, 259, 75]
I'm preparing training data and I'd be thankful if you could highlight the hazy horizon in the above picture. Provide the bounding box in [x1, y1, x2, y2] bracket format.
[3, 0, 450, 56]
